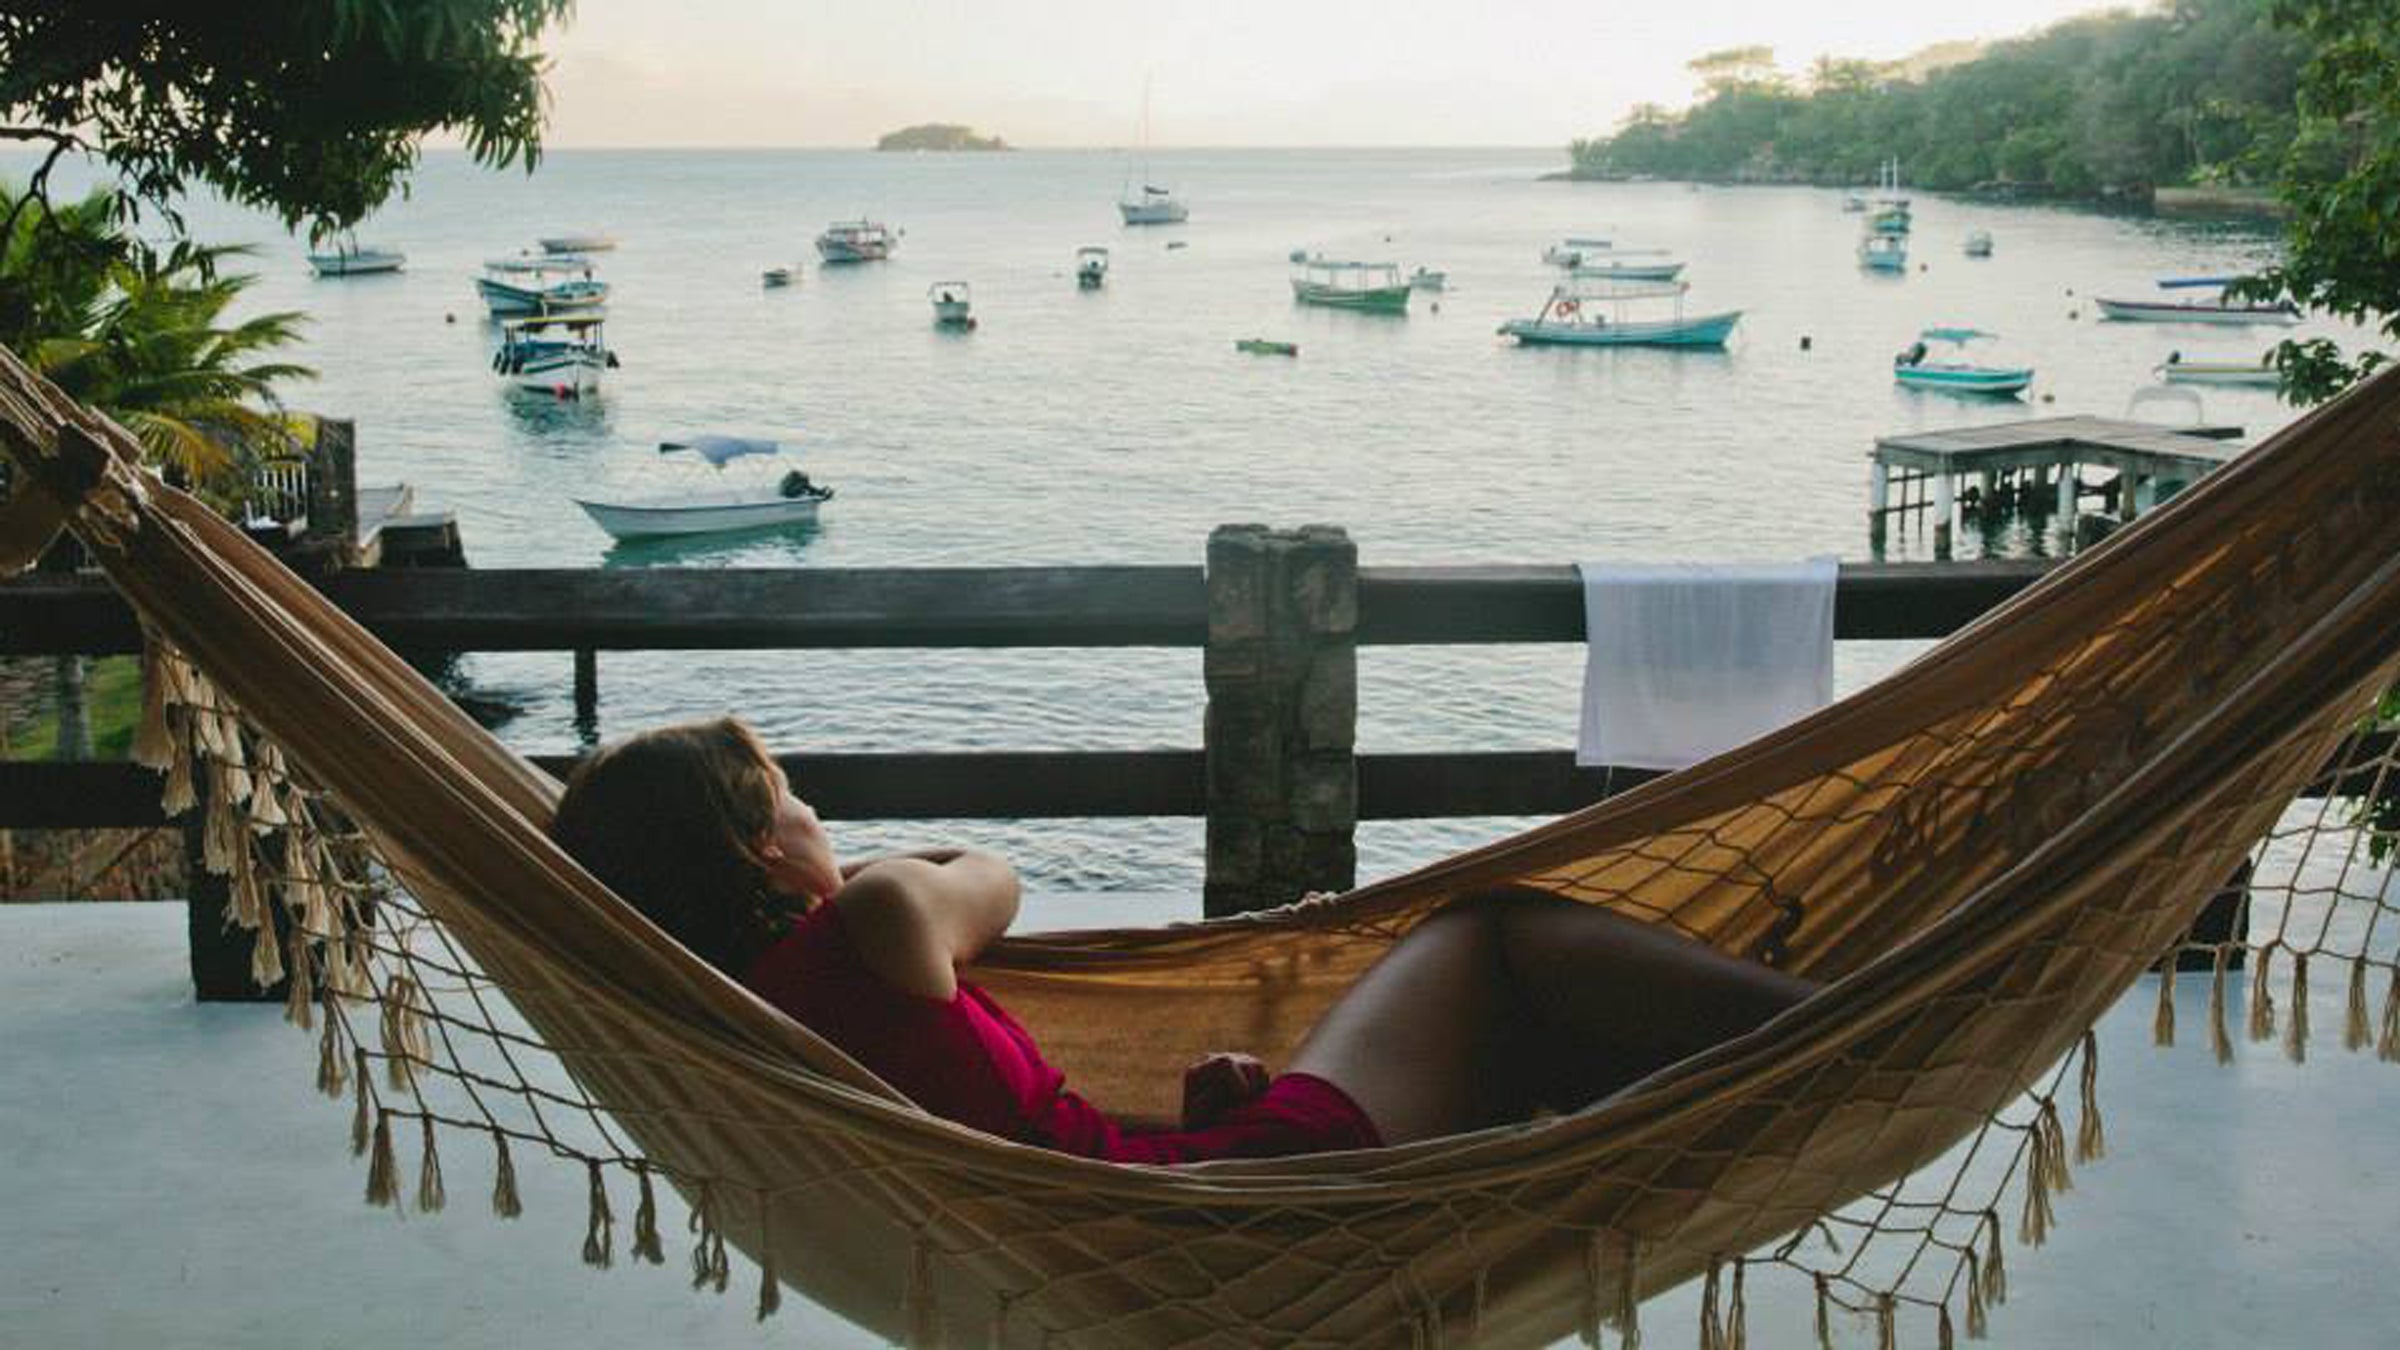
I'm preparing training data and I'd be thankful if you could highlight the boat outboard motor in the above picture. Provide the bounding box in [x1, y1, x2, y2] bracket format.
[1897, 340, 1928, 368]
[779, 470, 816, 499]
[605, 351, 622, 368]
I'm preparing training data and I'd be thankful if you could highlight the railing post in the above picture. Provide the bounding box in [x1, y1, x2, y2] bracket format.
[1203, 523, 1357, 917]
[301, 417, 359, 567]
[184, 773, 284, 1002]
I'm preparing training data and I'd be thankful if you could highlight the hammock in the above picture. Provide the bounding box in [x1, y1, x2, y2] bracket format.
[7, 342, 2400, 1349]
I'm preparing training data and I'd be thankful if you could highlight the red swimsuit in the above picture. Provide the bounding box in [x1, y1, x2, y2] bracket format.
[743, 901, 1382, 1163]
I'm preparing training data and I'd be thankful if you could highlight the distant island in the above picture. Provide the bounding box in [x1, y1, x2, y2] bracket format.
[876, 123, 1010, 152]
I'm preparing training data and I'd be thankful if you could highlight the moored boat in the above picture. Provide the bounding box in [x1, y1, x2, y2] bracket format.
[1235, 338, 1299, 356]
[2094, 277, 2297, 325]
[761, 266, 797, 288]
[1409, 266, 1447, 291]
[1858, 233, 1909, 272]
[1964, 229, 1994, 258]
[540, 232, 617, 254]
[815, 220, 897, 263]
[1119, 185, 1189, 225]
[2157, 350, 2280, 387]
[1290, 259, 1411, 313]
[475, 255, 608, 317]
[1076, 246, 1110, 288]
[308, 239, 405, 276]
[1893, 327, 2033, 397]
[1542, 236, 1614, 268]
[929, 281, 976, 328]
[492, 314, 616, 398]
[1497, 279, 1741, 348]
[575, 436, 833, 542]
[1569, 257, 1685, 283]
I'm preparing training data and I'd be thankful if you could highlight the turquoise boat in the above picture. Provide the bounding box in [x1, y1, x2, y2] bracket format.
[1497, 279, 1741, 349]
[1858, 233, 1908, 272]
[1894, 328, 2033, 396]
[1290, 259, 1411, 313]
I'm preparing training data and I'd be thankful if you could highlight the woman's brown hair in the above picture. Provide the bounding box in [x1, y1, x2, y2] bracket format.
[550, 717, 793, 971]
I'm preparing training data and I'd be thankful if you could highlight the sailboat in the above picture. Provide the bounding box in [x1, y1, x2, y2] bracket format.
[1118, 78, 1188, 225]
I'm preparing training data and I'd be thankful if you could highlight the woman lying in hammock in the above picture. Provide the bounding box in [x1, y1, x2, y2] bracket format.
[553, 717, 1818, 1163]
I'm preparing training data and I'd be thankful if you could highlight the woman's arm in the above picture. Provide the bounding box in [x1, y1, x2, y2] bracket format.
[832, 850, 1020, 999]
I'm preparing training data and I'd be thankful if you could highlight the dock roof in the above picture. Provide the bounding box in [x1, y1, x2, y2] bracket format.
[1873, 415, 2244, 479]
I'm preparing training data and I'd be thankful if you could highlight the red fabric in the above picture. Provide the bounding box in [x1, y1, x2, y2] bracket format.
[742, 903, 1382, 1162]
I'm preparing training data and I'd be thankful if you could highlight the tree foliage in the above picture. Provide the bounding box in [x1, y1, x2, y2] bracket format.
[0, 0, 575, 238]
[1569, 0, 2305, 197]
[1, 182, 312, 499]
[2236, 0, 2400, 401]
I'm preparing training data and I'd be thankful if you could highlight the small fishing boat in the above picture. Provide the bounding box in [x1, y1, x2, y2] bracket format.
[761, 266, 798, 288]
[492, 314, 616, 398]
[1542, 236, 1614, 268]
[307, 238, 405, 277]
[539, 232, 617, 254]
[476, 255, 608, 317]
[1893, 327, 2033, 397]
[1120, 184, 1189, 225]
[929, 281, 976, 328]
[1409, 266, 1448, 292]
[1570, 257, 1685, 283]
[2094, 277, 2298, 325]
[1858, 233, 1909, 272]
[2157, 350, 2279, 387]
[1496, 279, 1742, 349]
[1235, 338, 1299, 356]
[815, 220, 897, 263]
[575, 436, 833, 542]
[1076, 247, 1110, 288]
[1290, 259, 1412, 312]
[1964, 229, 1994, 258]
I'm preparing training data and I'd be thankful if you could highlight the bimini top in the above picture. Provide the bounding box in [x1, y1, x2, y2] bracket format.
[659, 435, 783, 467]
[1921, 326, 1999, 343]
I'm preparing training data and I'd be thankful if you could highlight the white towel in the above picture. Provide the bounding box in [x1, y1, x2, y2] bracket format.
[1576, 558, 1837, 771]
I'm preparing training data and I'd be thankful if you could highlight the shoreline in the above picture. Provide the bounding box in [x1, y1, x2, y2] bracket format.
[1539, 167, 2287, 218]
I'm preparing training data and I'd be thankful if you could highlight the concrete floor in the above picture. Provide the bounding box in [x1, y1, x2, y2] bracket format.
[4, 900, 2396, 1349]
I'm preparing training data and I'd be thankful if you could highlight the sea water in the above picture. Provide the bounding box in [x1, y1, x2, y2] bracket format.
[35, 147, 2334, 896]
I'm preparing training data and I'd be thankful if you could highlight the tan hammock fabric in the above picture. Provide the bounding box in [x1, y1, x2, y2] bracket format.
[7, 342, 2400, 1349]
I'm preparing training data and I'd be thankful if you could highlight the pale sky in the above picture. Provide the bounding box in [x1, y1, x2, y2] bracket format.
[538, 0, 2144, 148]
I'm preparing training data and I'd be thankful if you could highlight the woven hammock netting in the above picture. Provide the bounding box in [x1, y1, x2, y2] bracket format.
[8, 344, 2400, 1349]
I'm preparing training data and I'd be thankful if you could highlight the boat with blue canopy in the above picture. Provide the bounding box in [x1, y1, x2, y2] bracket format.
[1497, 278, 1740, 348]
[475, 254, 608, 317]
[1893, 327, 2033, 396]
[573, 436, 835, 541]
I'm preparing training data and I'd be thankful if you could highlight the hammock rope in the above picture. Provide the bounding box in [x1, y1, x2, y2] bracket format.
[7, 343, 2400, 1346]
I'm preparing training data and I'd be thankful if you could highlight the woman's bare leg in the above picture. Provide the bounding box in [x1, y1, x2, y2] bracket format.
[1287, 887, 1819, 1145]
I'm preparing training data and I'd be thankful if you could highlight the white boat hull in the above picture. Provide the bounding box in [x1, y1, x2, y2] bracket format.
[576, 494, 825, 540]
[1500, 310, 1742, 348]
[2096, 297, 2299, 325]
[2160, 362, 2279, 387]
[309, 251, 405, 276]
[1119, 200, 1188, 225]
[497, 353, 606, 397]
[540, 234, 617, 253]
[817, 240, 892, 263]
[477, 276, 610, 317]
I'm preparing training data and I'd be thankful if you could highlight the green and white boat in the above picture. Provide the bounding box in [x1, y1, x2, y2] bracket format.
[1290, 259, 1412, 313]
[1893, 327, 2033, 397]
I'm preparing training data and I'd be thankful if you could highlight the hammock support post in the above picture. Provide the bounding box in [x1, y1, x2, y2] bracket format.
[1203, 522, 1357, 916]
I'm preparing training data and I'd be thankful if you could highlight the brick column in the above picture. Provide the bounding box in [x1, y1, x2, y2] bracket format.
[1203, 524, 1357, 916]
[301, 417, 359, 567]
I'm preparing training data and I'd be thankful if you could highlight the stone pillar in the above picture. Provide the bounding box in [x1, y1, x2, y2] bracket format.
[2056, 465, 2079, 544]
[302, 418, 360, 568]
[1933, 473, 1956, 560]
[1203, 524, 1357, 917]
[1867, 460, 1890, 557]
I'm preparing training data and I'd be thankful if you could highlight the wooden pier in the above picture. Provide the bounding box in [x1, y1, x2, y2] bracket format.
[1869, 415, 2243, 558]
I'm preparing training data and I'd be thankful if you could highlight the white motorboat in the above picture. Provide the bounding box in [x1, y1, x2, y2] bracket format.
[1858, 232, 1909, 272]
[1542, 236, 1614, 268]
[1076, 246, 1110, 288]
[929, 281, 976, 327]
[1498, 278, 1741, 348]
[1964, 229, 1995, 258]
[476, 254, 608, 317]
[492, 314, 616, 398]
[1569, 257, 1685, 283]
[2095, 277, 2298, 325]
[575, 436, 834, 541]
[2157, 350, 2280, 387]
[816, 220, 898, 262]
[1409, 266, 1448, 291]
[308, 238, 405, 276]
[539, 232, 617, 253]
